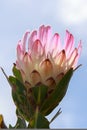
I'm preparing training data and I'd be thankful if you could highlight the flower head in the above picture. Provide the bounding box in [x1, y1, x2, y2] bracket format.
[16, 25, 82, 90]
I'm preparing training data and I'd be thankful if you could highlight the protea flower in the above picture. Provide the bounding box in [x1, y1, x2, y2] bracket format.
[16, 25, 81, 91]
[7, 25, 82, 128]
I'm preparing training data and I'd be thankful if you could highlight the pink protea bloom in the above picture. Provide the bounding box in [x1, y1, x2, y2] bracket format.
[16, 25, 82, 93]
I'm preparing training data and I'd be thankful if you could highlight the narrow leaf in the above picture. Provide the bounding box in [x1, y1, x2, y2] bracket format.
[0, 67, 9, 82]
[50, 108, 62, 124]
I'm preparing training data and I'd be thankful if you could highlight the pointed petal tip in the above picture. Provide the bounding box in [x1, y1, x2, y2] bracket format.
[66, 30, 71, 34]
[65, 30, 74, 39]
[25, 30, 30, 34]
[66, 30, 70, 34]
[79, 40, 82, 47]
[22, 31, 30, 39]
[40, 24, 51, 28]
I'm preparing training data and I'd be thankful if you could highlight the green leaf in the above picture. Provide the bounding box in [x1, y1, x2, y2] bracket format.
[9, 76, 33, 121]
[29, 112, 49, 128]
[32, 85, 48, 105]
[40, 68, 73, 115]
[0, 67, 9, 83]
[12, 65, 23, 82]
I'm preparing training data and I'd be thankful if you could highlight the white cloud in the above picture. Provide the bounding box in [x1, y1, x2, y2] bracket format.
[55, 0, 87, 24]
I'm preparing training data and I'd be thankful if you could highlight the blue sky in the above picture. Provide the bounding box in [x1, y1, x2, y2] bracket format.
[0, 0, 87, 128]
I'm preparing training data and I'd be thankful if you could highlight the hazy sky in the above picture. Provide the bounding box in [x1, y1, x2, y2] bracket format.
[0, 0, 87, 128]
